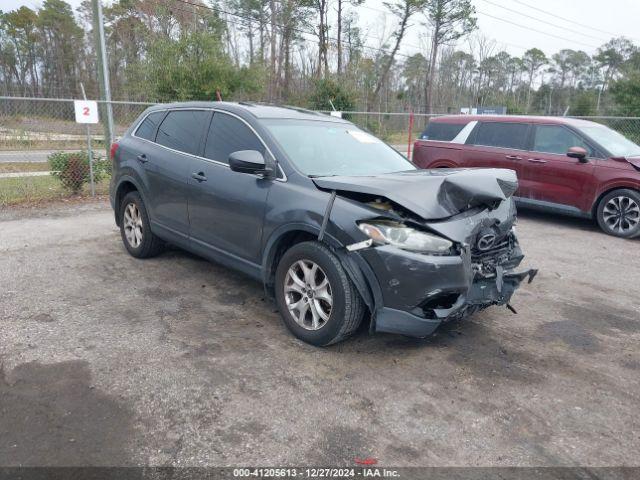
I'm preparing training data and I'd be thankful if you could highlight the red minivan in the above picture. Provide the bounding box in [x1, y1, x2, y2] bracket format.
[412, 115, 640, 238]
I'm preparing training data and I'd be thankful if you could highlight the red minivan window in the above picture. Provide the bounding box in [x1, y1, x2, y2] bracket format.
[471, 122, 529, 150]
[420, 122, 466, 141]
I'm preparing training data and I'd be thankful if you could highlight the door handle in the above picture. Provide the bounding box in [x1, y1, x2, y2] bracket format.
[505, 154, 522, 160]
[191, 171, 207, 182]
[136, 154, 148, 163]
[528, 158, 547, 164]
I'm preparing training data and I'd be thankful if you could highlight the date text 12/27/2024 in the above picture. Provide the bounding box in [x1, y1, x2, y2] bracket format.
[232, 468, 400, 478]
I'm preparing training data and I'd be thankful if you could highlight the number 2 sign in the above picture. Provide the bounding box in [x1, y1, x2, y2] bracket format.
[74, 100, 99, 124]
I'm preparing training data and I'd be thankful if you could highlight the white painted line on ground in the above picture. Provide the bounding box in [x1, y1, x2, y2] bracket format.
[0, 171, 52, 179]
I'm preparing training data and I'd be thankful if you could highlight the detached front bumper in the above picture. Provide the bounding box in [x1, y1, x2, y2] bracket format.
[358, 243, 536, 338]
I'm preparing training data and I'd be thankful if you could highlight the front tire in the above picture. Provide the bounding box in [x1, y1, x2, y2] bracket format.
[275, 241, 365, 346]
[119, 191, 164, 258]
[596, 189, 640, 239]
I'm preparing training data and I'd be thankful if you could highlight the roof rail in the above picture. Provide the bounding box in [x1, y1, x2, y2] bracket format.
[236, 102, 330, 117]
[281, 105, 324, 116]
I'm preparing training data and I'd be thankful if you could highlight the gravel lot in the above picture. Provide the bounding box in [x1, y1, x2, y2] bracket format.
[1, 199, 638, 467]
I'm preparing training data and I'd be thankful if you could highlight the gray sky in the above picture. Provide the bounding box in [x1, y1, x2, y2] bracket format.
[4, 0, 640, 58]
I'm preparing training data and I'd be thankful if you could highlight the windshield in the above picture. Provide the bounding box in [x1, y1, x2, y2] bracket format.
[264, 119, 415, 177]
[578, 125, 640, 157]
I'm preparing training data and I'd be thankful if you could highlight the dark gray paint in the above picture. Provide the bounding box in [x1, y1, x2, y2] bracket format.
[188, 156, 270, 264]
[111, 102, 535, 338]
[143, 141, 192, 234]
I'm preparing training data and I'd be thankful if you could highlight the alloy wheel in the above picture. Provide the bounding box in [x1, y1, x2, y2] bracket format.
[284, 259, 333, 330]
[123, 203, 143, 248]
[603, 195, 640, 234]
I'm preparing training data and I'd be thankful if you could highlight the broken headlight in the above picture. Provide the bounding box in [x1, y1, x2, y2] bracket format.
[358, 221, 452, 254]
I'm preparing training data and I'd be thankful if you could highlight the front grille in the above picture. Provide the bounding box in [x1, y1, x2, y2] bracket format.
[471, 233, 515, 274]
[471, 234, 512, 262]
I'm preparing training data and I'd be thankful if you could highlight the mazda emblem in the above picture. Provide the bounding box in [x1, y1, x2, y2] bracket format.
[477, 233, 497, 251]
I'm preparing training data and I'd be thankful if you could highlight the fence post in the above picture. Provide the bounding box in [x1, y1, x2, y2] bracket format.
[92, 0, 114, 158]
[80, 84, 96, 196]
[407, 112, 414, 160]
[86, 124, 95, 196]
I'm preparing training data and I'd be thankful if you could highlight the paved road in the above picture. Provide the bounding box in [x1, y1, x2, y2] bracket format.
[0, 149, 77, 163]
[1, 200, 638, 467]
[2, 145, 409, 163]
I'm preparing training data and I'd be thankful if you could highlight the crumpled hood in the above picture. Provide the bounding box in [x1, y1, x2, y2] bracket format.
[312, 168, 518, 220]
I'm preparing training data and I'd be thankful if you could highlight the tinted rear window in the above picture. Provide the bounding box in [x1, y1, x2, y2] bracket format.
[135, 111, 165, 141]
[156, 110, 209, 155]
[420, 122, 465, 141]
[204, 112, 264, 164]
[472, 122, 529, 149]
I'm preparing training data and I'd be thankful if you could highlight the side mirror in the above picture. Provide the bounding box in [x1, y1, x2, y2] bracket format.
[567, 146, 588, 163]
[229, 150, 273, 177]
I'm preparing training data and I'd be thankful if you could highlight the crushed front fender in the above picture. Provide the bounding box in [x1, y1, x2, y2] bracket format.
[350, 229, 537, 337]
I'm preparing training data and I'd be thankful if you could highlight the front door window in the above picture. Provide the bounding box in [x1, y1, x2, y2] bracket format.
[532, 125, 594, 156]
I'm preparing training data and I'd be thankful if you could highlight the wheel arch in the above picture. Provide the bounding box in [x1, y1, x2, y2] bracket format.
[591, 185, 640, 218]
[261, 224, 377, 316]
[113, 176, 146, 226]
[261, 224, 336, 295]
[430, 160, 458, 168]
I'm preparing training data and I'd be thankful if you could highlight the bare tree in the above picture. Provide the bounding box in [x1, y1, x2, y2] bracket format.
[269, 0, 277, 98]
[372, 0, 424, 100]
[522, 48, 547, 113]
[423, 0, 476, 113]
[310, 0, 330, 78]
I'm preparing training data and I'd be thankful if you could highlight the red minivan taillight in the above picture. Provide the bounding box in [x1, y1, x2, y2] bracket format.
[110, 142, 119, 160]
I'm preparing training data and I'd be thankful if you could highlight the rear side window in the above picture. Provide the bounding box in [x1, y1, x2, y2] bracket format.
[135, 111, 165, 141]
[156, 110, 209, 155]
[472, 122, 529, 150]
[204, 112, 264, 164]
[420, 122, 465, 141]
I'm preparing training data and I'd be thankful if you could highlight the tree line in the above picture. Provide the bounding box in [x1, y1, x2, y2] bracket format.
[2, 0, 640, 116]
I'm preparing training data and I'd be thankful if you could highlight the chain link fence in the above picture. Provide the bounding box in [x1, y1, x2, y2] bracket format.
[2, 96, 640, 207]
[0, 96, 152, 206]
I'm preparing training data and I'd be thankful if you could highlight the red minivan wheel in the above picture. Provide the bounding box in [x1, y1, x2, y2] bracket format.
[596, 189, 640, 239]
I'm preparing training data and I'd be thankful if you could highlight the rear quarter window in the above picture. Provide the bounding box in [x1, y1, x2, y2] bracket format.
[134, 111, 165, 141]
[420, 122, 466, 141]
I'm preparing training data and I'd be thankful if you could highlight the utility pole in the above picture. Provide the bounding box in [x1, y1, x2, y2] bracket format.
[91, 0, 114, 158]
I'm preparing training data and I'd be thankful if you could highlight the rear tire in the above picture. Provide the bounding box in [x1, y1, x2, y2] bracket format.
[596, 189, 640, 239]
[275, 241, 365, 346]
[119, 191, 164, 258]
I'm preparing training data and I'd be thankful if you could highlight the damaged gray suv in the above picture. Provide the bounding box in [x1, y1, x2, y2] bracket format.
[110, 102, 536, 346]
